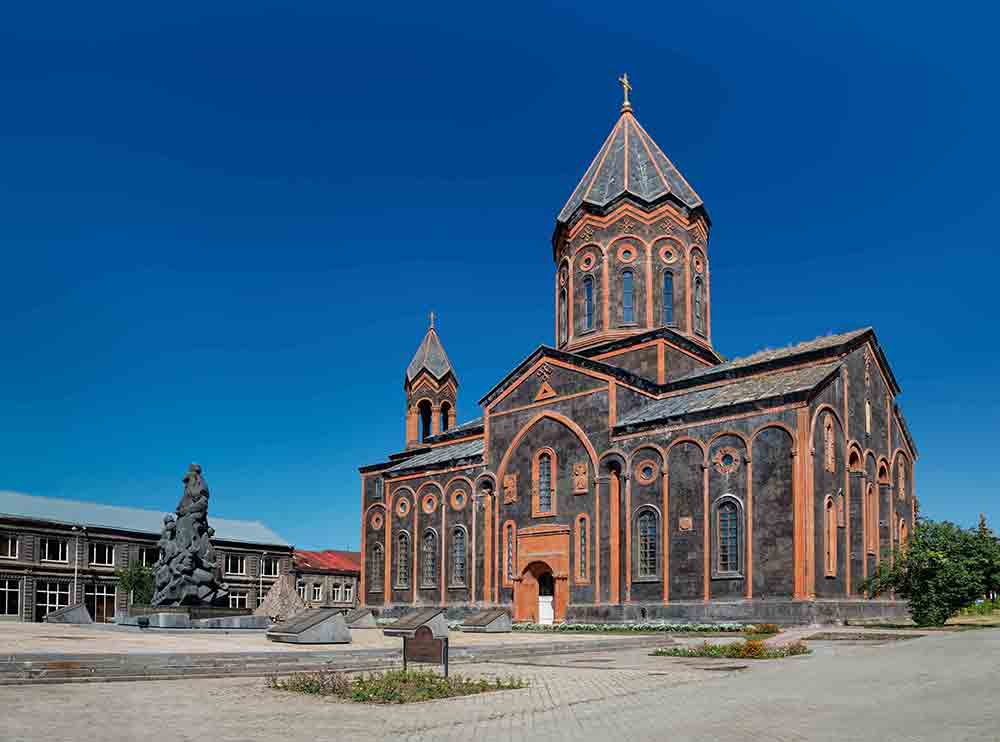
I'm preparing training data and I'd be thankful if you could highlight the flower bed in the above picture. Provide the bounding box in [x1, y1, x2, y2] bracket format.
[652, 639, 809, 659]
[267, 669, 525, 704]
[511, 621, 763, 634]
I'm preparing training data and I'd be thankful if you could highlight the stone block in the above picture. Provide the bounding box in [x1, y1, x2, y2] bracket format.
[266, 609, 351, 644]
[43, 603, 93, 624]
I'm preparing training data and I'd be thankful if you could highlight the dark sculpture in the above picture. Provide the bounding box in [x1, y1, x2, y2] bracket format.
[151, 464, 229, 607]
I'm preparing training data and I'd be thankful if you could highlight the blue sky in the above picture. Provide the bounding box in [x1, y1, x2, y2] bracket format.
[1, 1, 997, 549]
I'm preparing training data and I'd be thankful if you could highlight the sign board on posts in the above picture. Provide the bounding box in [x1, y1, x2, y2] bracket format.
[384, 608, 450, 676]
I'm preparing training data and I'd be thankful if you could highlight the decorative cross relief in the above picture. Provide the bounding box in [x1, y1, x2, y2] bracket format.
[502, 474, 518, 504]
[572, 463, 588, 494]
[535, 363, 553, 382]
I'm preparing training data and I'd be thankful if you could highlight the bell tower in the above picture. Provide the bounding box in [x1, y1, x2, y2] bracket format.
[552, 76, 712, 352]
[404, 313, 458, 447]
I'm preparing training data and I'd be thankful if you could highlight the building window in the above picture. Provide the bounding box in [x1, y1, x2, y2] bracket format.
[865, 398, 872, 435]
[418, 399, 432, 442]
[505, 524, 515, 584]
[440, 401, 451, 433]
[421, 530, 438, 587]
[88, 543, 115, 567]
[368, 544, 384, 592]
[261, 556, 280, 578]
[451, 527, 467, 587]
[225, 554, 246, 576]
[636, 509, 658, 579]
[0, 534, 17, 560]
[332, 583, 344, 602]
[539, 453, 552, 510]
[716, 499, 741, 575]
[397, 532, 411, 588]
[343, 582, 354, 603]
[865, 484, 877, 555]
[139, 546, 159, 567]
[256, 593, 266, 608]
[824, 415, 836, 473]
[39, 538, 68, 563]
[84, 582, 117, 623]
[575, 515, 589, 583]
[622, 270, 634, 324]
[836, 490, 846, 528]
[899, 518, 908, 547]
[229, 590, 248, 609]
[559, 288, 568, 344]
[297, 580, 306, 600]
[694, 277, 704, 334]
[825, 497, 837, 577]
[532, 449, 557, 517]
[0, 578, 19, 617]
[34, 581, 69, 622]
[662, 271, 673, 325]
[898, 460, 906, 500]
[583, 276, 594, 330]
[311, 584, 322, 602]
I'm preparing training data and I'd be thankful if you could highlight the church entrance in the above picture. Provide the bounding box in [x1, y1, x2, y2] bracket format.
[537, 571, 555, 625]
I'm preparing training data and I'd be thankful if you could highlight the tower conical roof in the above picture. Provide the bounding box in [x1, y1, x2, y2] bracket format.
[406, 321, 455, 384]
[557, 107, 703, 224]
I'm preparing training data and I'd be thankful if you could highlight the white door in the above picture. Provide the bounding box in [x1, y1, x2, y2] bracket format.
[538, 595, 554, 625]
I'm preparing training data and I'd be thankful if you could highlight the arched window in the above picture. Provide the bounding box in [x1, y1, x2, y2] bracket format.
[505, 524, 515, 582]
[440, 401, 451, 433]
[694, 277, 704, 334]
[716, 500, 740, 574]
[558, 288, 568, 345]
[622, 270, 634, 324]
[368, 543, 384, 592]
[865, 484, 877, 555]
[825, 497, 837, 577]
[662, 271, 673, 325]
[421, 530, 437, 586]
[865, 398, 872, 436]
[899, 518, 908, 547]
[636, 509, 658, 579]
[418, 400, 432, 442]
[451, 527, 466, 586]
[539, 453, 552, 510]
[576, 515, 589, 582]
[396, 532, 410, 588]
[583, 276, 594, 330]
[824, 416, 836, 473]
[533, 449, 556, 516]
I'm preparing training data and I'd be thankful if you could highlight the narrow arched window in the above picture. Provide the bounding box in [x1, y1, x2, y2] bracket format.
[636, 509, 658, 578]
[662, 271, 673, 325]
[451, 528, 466, 586]
[368, 543, 384, 591]
[694, 277, 704, 334]
[865, 398, 872, 435]
[865, 484, 876, 555]
[396, 532, 410, 588]
[717, 501, 739, 573]
[583, 277, 594, 330]
[825, 498, 837, 577]
[577, 516, 589, 581]
[505, 524, 514, 582]
[539, 453, 552, 511]
[440, 401, 451, 433]
[558, 288, 568, 345]
[421, 530, 437, 586]
[419, 400, 432, 442]
[622, 270, 634, 324]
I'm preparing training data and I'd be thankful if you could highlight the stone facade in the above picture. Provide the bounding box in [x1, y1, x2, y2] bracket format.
[357, 93, 917, 625]
[0, 492, 292, 622]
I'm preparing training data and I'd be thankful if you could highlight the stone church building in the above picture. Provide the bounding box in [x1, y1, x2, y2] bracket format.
[358, 86, 917, 624]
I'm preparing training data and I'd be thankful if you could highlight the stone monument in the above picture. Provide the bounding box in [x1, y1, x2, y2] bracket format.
[151, 464, 229, 607]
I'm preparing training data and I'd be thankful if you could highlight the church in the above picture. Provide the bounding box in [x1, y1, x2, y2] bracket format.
[358, 79, 917, 625]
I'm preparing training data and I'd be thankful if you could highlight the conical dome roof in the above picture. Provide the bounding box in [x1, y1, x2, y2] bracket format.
[406, 321, 455, 384]
[557, 107, 703, 224]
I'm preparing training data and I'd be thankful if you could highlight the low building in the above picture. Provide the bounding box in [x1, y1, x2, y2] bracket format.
[0, 491, 292, 622]
[291, 549, 361, 609]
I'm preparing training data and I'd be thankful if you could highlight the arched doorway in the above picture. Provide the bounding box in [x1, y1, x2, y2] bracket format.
[515, 560, 562, 624]
[537, 570, 555, 625]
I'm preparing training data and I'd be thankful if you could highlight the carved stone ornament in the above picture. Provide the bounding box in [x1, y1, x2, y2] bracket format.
[503, 473, 518, 504]
[450, 489, 468, 511]
[636, 460, 659, 485]
[579, 224, 595, 242]
[580, 252, 596, 271]
[370, 511, 384, 531]
[616, 243, 638, 264]
[678, 516, 693, 532]
[658, 245, 677, 264]
[659, 220, 675, 234]
[864, 352, 872, 388]
[421, 493, 438, 514]
[692, 254, 705, 274]
[619, 217, 637, 234]
[396, 497, 411, 518]
[535, 363, 553, 382]
[572, 463, 588, 494]
[151, 464, 230, 607]
[712, 447, 741, 475]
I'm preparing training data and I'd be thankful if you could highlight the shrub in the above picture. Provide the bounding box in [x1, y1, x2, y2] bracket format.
[268, 669, 525, 704]
[653, 639, 809, 660]
[742, 623, 780, 636]
[512, 621, 750, 634]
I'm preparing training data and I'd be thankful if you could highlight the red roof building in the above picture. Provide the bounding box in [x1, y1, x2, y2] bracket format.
[291, 550, 361, 609]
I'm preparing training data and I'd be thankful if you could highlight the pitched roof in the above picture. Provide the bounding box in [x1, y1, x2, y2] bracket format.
[558, 108, 703, 224]
[0, 490, 290, 546]
[406, 326, 455, 383]
[294, 549, 361, 574]
[675, 328, 872, 384]
[387, 439, 484, 474]
[616, 362, 840, 429]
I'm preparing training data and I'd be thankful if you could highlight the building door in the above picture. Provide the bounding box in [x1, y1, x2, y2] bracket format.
[537, 571, 555, 625]
[85, 583, 117, 623]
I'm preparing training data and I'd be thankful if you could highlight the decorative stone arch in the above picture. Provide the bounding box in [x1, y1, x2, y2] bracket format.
[599, 449, 628, 474]
[710, 494, 745, 579]
[809, 403, 845, 447]
[416, 481, 443, 497]
[627, 443, 667, 469]
[444, 475, 475, 497]
[877, 458, 891, 484]
[707, 429, 750, 451]
[750, 422, 798, 455]
[475, 471, 497, 494]
[846, 441, 864, 472]
[496, 411, 599, 486]
[892, 450, 910, 502]
[667, 435, 708, 466]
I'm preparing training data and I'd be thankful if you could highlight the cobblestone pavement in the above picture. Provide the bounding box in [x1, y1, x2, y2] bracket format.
[4, 628, 998, 741]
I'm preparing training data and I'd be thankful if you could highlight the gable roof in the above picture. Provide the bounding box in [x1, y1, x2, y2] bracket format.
[294, 549, 361, 574]
[557, 107, 704, 225]
[0, 490, 290, 547]
[406, 326, 455, 384]
[616, 362, 841, 430]
[386, 439, 484, 475]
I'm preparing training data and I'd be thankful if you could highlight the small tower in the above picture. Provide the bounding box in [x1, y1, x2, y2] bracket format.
[552, 75, 713, 352]
[404, 313, 458, 447]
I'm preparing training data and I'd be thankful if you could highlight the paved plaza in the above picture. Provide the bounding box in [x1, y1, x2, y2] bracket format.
[3, 626, 998, 741]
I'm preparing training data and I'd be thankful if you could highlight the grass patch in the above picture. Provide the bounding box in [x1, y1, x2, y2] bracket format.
[653, 639, 810, 660]
[267, 669, 525, 704]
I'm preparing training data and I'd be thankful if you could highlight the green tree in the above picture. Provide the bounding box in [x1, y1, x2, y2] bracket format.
[116, 560, 154, 606]
[861, 519, 996, 626]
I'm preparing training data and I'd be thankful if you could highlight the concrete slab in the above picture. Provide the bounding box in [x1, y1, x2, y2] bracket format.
[266, 609, 351, 645]
[43, 603, 93, 625]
